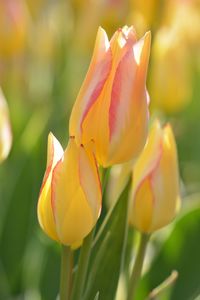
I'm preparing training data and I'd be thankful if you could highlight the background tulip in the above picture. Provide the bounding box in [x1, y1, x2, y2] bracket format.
[0, 88, 12, 163]
[38, 134, 101, 248]
[129, 120, 181, 233]
[149, 27, 191, 113]
[69, 26, 151, 167]
[0, 0, 27, 58]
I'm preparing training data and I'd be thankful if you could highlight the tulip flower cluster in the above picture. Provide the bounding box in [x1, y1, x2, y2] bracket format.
[38, 25, 152, 246]
[37, 25, 181, 300]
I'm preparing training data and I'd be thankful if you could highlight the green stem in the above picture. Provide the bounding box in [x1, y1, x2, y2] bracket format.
[127, 233, 150, 300]
[59, 245, 73, 300]
[101, 167, 110, 195]
[71, 228, 95, 300]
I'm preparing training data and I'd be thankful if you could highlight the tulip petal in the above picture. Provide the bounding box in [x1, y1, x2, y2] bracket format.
[109, 48, 137, 140]
[107, 33, 150, 164]
[150, 124, 181, 231]
[130, 177, 154, 232]
[69, 27, 112, 144]
[79, 145, 102, 219]
[133, 120, 163, 191]
[51, 138, 100, 246]
[133, 31, 151, 90]
[37, 133, 63, 241]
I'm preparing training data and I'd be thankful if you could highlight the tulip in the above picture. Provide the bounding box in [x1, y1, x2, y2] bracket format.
[69, 26, 151, 167]
[37, 134, 102, 248]
[0, 0, 27, 57]
[0, 89, 12, 163]
[150, 27, 191, 113]
[129, 120, 181, 233]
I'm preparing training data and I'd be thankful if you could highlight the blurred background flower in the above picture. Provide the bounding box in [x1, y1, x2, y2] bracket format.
[0, 88, 12, 163]
[0, 0, 200, 299]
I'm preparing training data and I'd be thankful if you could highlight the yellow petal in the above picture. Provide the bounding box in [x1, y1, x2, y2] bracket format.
[69, 27, 111, 144]
[79, 144, 102, 219]
[149, 124, 181, 231]
[130, 177, 154, 232]
[37, 133, 63, 241]
[133, 120, 162, 190]
[133, 31, 151, 91]
[51, 138, 101, 247]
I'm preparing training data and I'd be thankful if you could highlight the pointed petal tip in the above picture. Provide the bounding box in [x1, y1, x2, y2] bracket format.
[144, 31, 151, 49]
[96, 26, 109, 46]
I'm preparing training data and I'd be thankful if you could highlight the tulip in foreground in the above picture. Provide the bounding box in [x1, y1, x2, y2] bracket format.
[37, 134, 101, 248]
[129, 120, 181, 233]
[0, 88, 12, 163]
[70, 26, 151, 167]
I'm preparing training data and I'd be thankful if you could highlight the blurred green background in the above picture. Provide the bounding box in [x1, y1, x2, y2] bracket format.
[0, 0, 200, 299]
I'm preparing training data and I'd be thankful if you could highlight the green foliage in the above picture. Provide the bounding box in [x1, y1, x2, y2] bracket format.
[84, 180, 131, 300]
[137, 203, 200, 300]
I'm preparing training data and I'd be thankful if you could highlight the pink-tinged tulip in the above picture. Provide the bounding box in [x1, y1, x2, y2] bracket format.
[129, 120, 181, 233]
[37, 134, 101, 248]
[0, 89, 12, 163]
[69, 26, 151, 167]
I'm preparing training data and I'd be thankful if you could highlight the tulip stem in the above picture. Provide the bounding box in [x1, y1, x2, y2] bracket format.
[59, 245, 73, 300]
[127, 233, 150, 300]
[71, 228, 95, 300]
[101, 167, 110, 195]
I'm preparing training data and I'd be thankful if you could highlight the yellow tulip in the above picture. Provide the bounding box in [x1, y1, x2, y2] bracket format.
[0, 0, 27, 57]
[37, 134, 102, 248]
[0, 89, 12, 163]
[150, 27, 191, 113]
[70, 26, 151, 167]
[129, 120, 181, 233]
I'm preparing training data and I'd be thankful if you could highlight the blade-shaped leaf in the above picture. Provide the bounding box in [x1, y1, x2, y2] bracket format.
[84, 179, 131, 300]
[136, 204, 200, 300]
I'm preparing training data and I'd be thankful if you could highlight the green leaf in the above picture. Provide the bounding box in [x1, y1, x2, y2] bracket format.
[136, 205, 200, 300]
[83, 179, 131, 300]
[39, 245, 60, 300]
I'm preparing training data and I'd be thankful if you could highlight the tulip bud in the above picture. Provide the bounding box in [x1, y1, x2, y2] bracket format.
[37, 134, 102, 248]
[129, 120, 181, 233]
[0, 89, 12, 163]
[70, 26, 151, 167]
